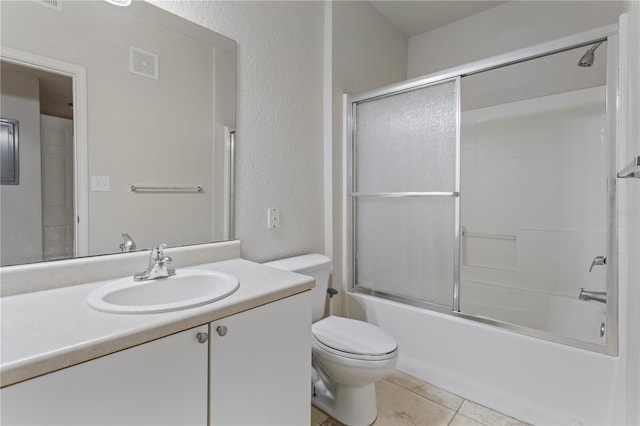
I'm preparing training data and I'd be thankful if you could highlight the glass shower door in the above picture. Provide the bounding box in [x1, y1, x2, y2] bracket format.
[350, 78, 460, 309]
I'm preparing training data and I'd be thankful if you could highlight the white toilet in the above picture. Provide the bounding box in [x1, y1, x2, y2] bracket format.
[265, 254, 398, 426]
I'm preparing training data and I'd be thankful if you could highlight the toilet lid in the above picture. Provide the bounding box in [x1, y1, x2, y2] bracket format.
[312, 316, 397, 356]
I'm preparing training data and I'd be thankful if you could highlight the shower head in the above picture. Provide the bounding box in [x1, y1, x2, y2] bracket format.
[578, 41, 603, 67]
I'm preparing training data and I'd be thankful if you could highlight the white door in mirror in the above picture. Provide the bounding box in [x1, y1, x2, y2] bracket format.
[86, 270, 239, 314]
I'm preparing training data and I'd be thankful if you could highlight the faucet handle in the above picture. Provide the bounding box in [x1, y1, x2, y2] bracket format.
[151, 243, 168, 261]
[119, 233, 136, 253]
[589, 256, 607, 272]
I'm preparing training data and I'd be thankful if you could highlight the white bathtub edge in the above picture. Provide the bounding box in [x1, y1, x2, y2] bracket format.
[347, 292, 625, 425]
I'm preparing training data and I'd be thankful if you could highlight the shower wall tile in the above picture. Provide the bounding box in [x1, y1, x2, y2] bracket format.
[460, 86, 608, 298]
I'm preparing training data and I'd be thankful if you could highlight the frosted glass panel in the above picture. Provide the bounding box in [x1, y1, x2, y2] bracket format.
[355, 80, 457, 193]
[355, 197, 455, 308]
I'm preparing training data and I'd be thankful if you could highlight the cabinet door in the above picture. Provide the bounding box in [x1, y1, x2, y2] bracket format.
[210, 292, 311, 426]
[1, 325, 209, 425]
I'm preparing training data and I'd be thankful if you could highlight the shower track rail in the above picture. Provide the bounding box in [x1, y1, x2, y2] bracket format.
[461, 231, 516, 241]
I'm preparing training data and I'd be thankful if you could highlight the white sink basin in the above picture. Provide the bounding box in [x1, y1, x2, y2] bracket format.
[87, 269, 239, 314]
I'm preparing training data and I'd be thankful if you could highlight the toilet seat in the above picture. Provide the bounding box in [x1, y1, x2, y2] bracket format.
[312, 316, 398, 361]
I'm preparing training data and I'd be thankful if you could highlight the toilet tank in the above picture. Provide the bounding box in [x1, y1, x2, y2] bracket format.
[264, 254, 331, 323]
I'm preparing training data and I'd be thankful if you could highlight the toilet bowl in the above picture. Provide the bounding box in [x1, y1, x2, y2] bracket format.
[311, 315, 398, 425]
[264, 254, 398, 426]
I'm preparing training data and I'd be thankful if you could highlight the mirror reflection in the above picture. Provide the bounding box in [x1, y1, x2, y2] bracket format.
[0, 0, 236, 266]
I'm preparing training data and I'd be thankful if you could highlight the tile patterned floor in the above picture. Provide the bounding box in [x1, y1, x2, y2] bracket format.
[311, 371, 530, 426]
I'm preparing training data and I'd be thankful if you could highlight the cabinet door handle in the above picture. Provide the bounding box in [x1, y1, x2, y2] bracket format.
[216, 325, 228, 337]
[196, 332, 209, 343]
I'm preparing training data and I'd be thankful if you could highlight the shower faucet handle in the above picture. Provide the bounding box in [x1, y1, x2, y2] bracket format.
[589, 256, 607, 272]
[119, 233, 136, 253]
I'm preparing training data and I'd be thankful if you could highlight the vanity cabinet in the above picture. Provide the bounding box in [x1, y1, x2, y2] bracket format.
[0, 325, 209, 425]
[209, 292, 311, 426]
[1, 292, 311, 426]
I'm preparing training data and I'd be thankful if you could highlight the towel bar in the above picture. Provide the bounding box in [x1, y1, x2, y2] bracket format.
[130, 185, 203, 193]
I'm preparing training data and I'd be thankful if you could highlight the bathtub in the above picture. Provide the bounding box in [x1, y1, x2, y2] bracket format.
[346, 291, 625, 425]
[459, 280, 607, 345]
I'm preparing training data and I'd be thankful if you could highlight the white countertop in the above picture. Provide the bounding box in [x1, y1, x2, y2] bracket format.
[0, 258, 313, 387]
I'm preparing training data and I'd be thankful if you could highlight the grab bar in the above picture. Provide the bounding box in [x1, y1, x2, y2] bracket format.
[351, 192, 459, 198]
[131, 185, 203, 193]
[462, 231, 516, 241]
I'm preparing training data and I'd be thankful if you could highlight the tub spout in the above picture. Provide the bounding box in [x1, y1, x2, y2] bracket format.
[578, 288, 607, 304]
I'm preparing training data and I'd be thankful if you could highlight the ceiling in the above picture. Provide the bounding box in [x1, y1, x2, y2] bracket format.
[368, 1, 508, 37]
[366, 1, 607, 111]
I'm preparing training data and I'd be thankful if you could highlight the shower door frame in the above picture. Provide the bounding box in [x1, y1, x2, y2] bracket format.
[348, 76, 462, 312]
[346, 24, 619, 355]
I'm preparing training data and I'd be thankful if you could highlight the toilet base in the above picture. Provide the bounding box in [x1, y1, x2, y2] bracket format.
[312, 382, 378, 426]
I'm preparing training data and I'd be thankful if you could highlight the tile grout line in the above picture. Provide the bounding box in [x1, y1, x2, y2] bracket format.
[384, 378, 493, 426]
[383, 377, 465, 416]
[447, 398, 462, 426]
[377, 378, 461, 426]
[317, 377, 510, 426]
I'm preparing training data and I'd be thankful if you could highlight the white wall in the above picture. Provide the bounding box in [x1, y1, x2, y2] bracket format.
[332, 1, 408, 94]
[331, 1, 408, 315]
[408, 1, 621, 78]
[153, 1, 325, 262]
[0, 71, 43, 265]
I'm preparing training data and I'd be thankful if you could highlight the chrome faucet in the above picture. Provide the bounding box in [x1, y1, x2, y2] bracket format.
[119, 233, 136, 253]
[134, 244, 176, 281]
[589, 256, 607, 272]
[579, 288, 607, 304]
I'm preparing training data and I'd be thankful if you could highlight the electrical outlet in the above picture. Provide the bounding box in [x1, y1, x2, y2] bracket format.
[267, 207, 280, 229]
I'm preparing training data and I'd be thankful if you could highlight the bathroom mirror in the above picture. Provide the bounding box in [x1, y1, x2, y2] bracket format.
[0, 0, 236, 266]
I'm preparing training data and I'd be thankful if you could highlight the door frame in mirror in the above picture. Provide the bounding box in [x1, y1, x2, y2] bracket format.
[224, 126, 236, 241]
[1, 47, 89, 257]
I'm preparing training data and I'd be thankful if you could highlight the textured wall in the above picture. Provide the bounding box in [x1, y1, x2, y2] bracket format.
[152, 1, 325, 262]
